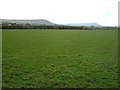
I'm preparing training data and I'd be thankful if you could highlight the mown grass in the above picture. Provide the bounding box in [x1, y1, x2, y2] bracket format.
[2, 29, 118, 88]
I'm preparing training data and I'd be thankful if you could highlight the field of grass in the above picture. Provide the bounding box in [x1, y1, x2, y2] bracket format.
[2, 29, 118, 88]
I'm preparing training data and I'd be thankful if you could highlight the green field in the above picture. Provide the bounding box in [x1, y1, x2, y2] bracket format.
[2, 29, 118, 88]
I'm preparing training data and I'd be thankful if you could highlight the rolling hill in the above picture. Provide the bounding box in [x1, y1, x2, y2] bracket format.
[1, 19, 102, 27]
[1, 19, 56, 25]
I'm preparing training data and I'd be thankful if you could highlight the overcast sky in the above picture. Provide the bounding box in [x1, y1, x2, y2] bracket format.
[0, 0, 119, 26]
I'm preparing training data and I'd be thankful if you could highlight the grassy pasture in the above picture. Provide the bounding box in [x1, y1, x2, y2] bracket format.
[2, 29, 118, 88]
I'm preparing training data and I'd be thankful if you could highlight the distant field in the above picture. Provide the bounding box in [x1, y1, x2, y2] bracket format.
[2, 29, 118, 88]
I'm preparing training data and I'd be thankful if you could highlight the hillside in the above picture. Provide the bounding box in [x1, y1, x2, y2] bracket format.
[1, 19, 56, 25]
[1, 19, 103, 27]
[66, 22, 102, 27]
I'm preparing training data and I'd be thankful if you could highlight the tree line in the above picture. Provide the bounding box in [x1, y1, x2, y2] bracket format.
[1, 23, 96, 30]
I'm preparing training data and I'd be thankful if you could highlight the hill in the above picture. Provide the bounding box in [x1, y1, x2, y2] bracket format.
[66, 22, 102, 27]
[1, 19, 102, 27]
[1, 19, 56, 25]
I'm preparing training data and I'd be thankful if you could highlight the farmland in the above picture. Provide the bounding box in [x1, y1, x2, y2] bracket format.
[2, 29, 118, 88]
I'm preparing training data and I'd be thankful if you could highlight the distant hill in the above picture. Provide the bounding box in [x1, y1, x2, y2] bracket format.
[1, 19, 56, 25]
[1, 19, 102, 27]
[66, 22, 102, 27]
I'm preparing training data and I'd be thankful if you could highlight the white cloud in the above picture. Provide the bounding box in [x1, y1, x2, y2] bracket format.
[0, 0, 119, 26]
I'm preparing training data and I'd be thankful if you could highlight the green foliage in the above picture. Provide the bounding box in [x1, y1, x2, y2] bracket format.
[2, 23, 95, 30]
[2, 29, 118, 88]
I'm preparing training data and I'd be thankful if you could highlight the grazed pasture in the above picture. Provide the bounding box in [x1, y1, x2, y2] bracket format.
[2, 29, 118, 88]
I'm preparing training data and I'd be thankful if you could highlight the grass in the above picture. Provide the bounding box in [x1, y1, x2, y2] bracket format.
[2, 29, 118, 88]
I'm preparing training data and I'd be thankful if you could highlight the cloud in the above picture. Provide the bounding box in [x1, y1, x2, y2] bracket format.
[0, 0, 119, 26]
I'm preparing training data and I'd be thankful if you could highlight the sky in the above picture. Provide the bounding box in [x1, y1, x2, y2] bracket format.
[0, 0, 119, 26]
